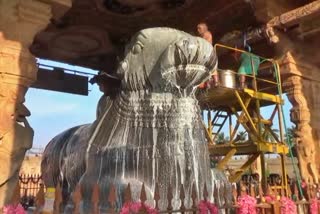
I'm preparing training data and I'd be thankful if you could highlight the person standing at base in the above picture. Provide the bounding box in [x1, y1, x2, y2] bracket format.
[197, 22, 219, 87]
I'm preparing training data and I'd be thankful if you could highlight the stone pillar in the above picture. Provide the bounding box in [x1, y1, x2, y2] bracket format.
[281, 52, 320, 184]
[0, 0, 70, 206]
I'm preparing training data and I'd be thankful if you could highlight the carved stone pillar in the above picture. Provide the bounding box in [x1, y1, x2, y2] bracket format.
[281, 52, 320, 184]
[0, 40, 36, 206]
[0, 0, 70, 206]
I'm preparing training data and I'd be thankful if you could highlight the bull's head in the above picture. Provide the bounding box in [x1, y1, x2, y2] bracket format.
[117, 28, 217, 94]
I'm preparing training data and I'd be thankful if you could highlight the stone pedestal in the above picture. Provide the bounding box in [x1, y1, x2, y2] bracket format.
[0, 0, 70, 207]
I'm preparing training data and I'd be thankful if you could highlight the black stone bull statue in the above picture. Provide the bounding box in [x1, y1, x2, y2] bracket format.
[41, 28, 231, 212]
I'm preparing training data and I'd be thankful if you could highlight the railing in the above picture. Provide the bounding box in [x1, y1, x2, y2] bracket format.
[19, 174, 43, 209]
[198, 44, 282, 95]
[13, 174, 320, 213]
[14, 181, 318, 213]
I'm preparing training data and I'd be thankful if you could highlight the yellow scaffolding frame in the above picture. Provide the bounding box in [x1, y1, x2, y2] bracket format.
[198, 44, 289, 194]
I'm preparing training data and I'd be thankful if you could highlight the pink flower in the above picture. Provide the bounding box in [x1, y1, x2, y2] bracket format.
[3, 203, 26, 214]
[120, 202, 158, 214]
[198, 200, 218, 214]
[280, 197, 296, 214]
[264, 195, 276, 203]
[310, 198, 318, 214]
[237, 195, 257, 214]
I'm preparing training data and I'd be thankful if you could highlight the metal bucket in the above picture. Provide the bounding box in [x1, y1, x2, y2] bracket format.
[219, 70, 236, 88]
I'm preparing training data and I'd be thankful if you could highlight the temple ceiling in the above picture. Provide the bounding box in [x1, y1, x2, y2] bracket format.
[29, 0, 259, 71]
[29, 0, 319, 71]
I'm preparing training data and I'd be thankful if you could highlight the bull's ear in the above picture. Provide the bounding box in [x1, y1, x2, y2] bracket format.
[159, 37, 217, 90]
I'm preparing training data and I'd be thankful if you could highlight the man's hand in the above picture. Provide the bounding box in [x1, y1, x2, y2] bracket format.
[203, 32, 212, 44]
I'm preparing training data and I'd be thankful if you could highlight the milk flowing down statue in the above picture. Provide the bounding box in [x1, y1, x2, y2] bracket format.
[41, 28, 231, 212]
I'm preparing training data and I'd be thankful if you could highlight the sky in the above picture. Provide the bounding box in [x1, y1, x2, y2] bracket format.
[25, 60, 294, 149]
[26, 86, 101, 149]
[25, 60, 101, 149]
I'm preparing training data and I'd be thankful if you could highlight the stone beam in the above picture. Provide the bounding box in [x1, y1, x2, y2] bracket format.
[298, 14, 320, 39]
[219, 0, 320, 47]
[0, 0, 71, 207]
[42, 0, 73, 20]
[253, 0, 294, 23]
[267, 0, 320, 28]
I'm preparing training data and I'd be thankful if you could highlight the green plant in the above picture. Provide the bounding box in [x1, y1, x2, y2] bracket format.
[285, 126, 297, 157]
[261, 126, 279, 142]
[237, 131, 247, 143]
[216, 132, 227, 144]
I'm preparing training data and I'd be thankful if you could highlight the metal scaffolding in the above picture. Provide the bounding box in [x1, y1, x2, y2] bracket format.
[198, 44, 289, 194]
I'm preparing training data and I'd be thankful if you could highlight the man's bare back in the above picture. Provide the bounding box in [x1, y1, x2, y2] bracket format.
[197, 23, 219, 87]
[197, 23, 213, 44]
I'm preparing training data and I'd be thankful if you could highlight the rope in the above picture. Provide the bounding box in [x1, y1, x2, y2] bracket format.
[243, 32, 252, 53]
[272, 61, 304, 199]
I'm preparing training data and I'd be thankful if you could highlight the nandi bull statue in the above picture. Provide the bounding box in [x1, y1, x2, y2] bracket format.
[41, 27, 231, 212]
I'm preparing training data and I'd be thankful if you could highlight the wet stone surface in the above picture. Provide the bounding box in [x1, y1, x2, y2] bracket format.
[42, 28, 231, 212]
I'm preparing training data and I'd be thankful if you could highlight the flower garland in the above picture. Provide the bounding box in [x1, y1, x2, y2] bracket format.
[3, 203, 26, 214]
[264, 195, 276, 203]
[120, 202, 158, 214]
[280, 197, 296, 214]
[198, 200, 218, 214]
[237, 195, 257, 214]
[310, 198, 318, 214]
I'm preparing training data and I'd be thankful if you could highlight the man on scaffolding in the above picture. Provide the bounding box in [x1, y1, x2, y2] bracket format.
[234, 45, 261, 89]
[197, 22, 219, 88]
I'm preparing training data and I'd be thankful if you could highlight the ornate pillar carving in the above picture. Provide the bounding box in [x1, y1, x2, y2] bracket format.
[281, 51, 320, 184]
[0, 0, 71, 206]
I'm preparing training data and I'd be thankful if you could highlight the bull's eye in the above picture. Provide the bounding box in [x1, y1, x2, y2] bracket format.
[121, 60, 128, 71]
[132, 44, 142, 54]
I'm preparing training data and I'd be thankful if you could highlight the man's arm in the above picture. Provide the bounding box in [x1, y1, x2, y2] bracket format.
[203, 32, 213, 44]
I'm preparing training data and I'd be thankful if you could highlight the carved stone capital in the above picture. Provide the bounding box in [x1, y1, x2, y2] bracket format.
[0, 0, 54, 87]
[279, 51, 318, 79]
[289, 107, 310, 124]
[42, 0, 73, 20]
[0, 39, 37, 86]
[0, 0, 72, 207]
[0, 0, 53, 46]
[0, 0, 73, 86]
